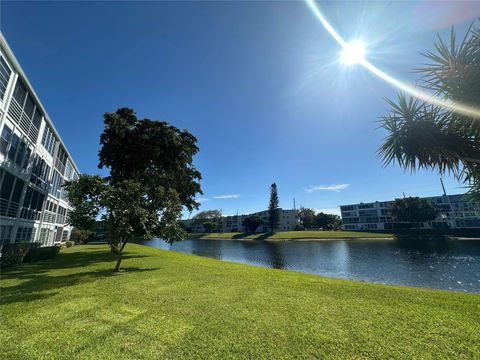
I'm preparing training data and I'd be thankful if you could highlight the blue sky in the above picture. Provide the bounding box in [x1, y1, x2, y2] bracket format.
[2, 1, 479, 217]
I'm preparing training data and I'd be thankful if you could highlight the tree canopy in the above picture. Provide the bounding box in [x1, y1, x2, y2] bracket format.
[192, 210, 222, 222]
[390, 197, 439, 228]
[268, 183, 280, 233]
[378, 24, 480, 200]
[243, 214, 263, 233]
[297, 207, 342, 230]
[65, 108, 202, 271]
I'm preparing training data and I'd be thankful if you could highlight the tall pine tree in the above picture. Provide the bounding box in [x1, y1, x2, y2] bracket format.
[268, 183, 280, 233]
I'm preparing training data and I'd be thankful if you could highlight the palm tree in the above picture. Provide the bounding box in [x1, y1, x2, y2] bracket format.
[378, 23, 480, 200]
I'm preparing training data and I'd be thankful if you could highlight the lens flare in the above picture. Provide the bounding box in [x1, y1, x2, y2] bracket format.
[305, 0, 480, 119]
[341, 41, 366, 65]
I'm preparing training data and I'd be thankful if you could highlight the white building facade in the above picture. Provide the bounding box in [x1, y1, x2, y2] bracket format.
[340, 194, 480, 231]
[186, 208, 298, 233]
[0, 33, 79, 247]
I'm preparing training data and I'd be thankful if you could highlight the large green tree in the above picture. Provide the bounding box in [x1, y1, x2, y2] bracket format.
[243, 214, 263, 233]
[297, 207, 316, 229]
[315, 213, 342, 230]
[65, 108, 202, 272]
[268, 183, 280, 233]
[390, 197, 439, 229]
[378, 24, 480, 200]
[192, 210, 222, 223]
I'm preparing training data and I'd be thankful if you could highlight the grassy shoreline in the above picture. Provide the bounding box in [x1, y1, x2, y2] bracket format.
[190, 230, 395, 241]
[189, 230, 480, 241]
[1, 244, 479, 359]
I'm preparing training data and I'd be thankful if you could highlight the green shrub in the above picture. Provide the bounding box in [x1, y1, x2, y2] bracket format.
[0, 242, 40, 268]
[24, 246, 60, 263]
[70, 228, 92, 244]
[65, 241, 74, 248]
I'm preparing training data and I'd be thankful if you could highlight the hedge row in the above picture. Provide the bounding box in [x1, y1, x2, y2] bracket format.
[0, 242, 60, 268]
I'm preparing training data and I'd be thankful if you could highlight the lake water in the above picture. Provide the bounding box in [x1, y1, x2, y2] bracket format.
[135, 238, 480, 293]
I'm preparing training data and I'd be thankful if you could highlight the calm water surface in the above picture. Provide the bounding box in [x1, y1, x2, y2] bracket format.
[135, 238, 480, 293]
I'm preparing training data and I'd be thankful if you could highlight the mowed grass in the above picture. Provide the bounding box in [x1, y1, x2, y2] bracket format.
[195, 230, 394, 240]
[1, 244, 479, 359]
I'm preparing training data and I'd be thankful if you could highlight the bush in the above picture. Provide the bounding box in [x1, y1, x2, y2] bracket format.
[70, 228, 92, 244]
[24, 246, 60, 263]
[0, 242, 40, 268]
[65, 240, 74, 248]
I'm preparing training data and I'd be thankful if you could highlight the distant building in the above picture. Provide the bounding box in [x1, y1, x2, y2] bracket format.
[184, 208, 298, 233]
[340, 194, 480, 231]
[0, 33, 80, 247]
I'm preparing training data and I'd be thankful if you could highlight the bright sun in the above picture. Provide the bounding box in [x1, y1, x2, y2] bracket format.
[341, 40, 366, 65]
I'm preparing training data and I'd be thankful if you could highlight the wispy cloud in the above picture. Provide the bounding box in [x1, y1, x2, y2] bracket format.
[305, 184, 350, 193]
[197, 197, 209, 203]
[213, 194, 240, 199]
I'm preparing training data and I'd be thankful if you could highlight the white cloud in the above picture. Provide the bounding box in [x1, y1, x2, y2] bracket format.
[213, 194, 240, 199]
[304, 184, 350, 193]
[197, 197, 209, 203]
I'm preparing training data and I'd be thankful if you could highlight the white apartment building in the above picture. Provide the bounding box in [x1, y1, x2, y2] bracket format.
[340, 194, 480, 231]
[0, 33, 80, 247]
[186, 208, 298, 233]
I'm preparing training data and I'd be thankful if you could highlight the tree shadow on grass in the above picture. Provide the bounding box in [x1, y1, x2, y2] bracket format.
[1, 248, 157, 305]
[232, 232, 271, 240]
[1, 267, 158, 305]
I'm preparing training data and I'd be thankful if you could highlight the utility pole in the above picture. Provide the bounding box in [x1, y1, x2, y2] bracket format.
[440, 178, 447, 196]
[293, 198, 296, 211]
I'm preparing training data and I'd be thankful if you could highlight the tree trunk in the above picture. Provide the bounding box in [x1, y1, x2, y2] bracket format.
[113, 240, 128, 272]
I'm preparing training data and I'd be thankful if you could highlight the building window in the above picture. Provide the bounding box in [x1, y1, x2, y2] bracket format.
[0, 55, 12, 101]
[0, 124, 12, 155]
[20, 185, 46, 221]
[30, 155, 51, 190]
[8, 80, 42, 143]
[56, 205, 67, 224]
[50, 170, 62, 198]
[55, 146, 67, 175]
[0, 168, 25, 218]
[41, 124, 56, 155]
[0, 225, 13, 247]
[65, 160, 74, 180]
[15, 226, 36, 243]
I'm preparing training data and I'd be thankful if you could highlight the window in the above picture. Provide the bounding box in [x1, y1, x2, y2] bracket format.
[56, 206, 67, 224]
[20, 186, 46, 220]
[0, 55, 12, 101]
[50, 170, 62, 198]
[0, 125, 12, 155]
[55, 146, 67, 175]
[358, 204, 374, 209]
[65, 160, 74, 180]
[12, 79, 27, 106]
[41, 124, 56, 155]
[22, 147, 31, 170]
[43, 200, 57, 223]
[8, 80, 42, 143]
[15, 226, 36, 243]
[0, 225, 13, 246]
[7, 133, 19, 162]
[0, 169, 24, 218]
[30, 155, 51, 190]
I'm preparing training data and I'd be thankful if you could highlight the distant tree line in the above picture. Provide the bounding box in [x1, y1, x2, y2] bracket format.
[296, 207, 342, 230]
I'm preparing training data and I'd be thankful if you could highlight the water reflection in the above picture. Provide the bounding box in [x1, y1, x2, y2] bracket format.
[134, 238, 480, 293]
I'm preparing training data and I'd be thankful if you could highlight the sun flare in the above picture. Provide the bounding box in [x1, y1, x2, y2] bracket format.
[341, 40, 365, 65]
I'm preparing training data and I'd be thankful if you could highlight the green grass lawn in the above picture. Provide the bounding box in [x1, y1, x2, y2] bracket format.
[1, 244, 479, 359]
[194, 230, 394, 240]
